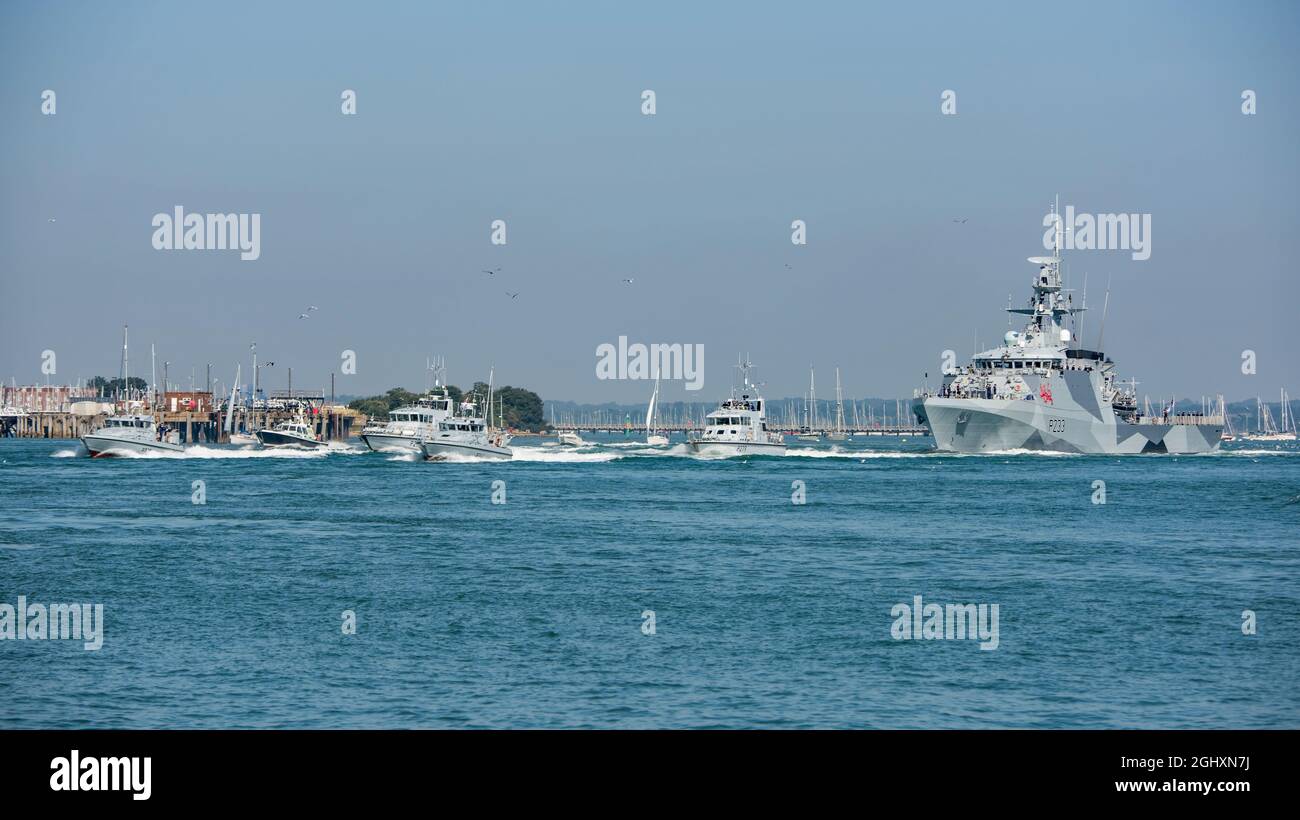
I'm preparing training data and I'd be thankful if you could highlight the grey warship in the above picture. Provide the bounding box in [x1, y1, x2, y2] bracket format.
[912, 221, 1223, 454]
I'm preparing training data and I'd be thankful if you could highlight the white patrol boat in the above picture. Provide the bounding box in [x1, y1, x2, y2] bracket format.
[421, 400, 512, 460]
[361, 388, 454, 453]
[686, 359, 786, 456]
[80, 326, 186, 456]
[81, 414, 184, 457]
[420, 370, 513, 461]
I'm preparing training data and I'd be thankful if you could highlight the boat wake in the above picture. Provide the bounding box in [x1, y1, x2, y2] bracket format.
[599, 440, 667, 449]
[55, 444, 366, 459]
[509, 447, 627, 463]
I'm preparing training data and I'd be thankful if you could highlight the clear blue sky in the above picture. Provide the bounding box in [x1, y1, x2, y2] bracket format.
[2, 0, 1297, 403]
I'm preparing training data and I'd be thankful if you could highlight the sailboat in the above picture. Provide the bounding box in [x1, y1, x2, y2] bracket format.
[1286, 389, 1299, 440]
[646, 369, 669, 446]
[827, 368, 848, 441]
[224, 364, 256, 445]
[795, 366, 820, 441]
[1218, 395, 1235, 442]
[1246, 389, 1297, 441]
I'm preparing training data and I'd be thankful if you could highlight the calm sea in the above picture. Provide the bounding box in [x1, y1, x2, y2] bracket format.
[1, 435, 1297, 728]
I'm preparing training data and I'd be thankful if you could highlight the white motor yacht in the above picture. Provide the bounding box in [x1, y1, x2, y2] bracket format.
[557, 430, 586, 447]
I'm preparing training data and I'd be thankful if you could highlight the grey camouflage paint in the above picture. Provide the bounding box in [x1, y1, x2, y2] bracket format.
[914, 369, 1222, 454]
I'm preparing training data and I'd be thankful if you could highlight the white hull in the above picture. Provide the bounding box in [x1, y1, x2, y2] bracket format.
[686, 439, 786, 457]
[646, 434, 670, 446]
[421, 440, 513, 460]
[80, 434, 184, 458]
[361, 432, 425, 453]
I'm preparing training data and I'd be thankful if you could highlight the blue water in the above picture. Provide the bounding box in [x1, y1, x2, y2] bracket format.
[1, 435, 1297, 728]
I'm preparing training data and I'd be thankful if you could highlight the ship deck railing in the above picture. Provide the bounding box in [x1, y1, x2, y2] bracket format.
[1133, 414, 1224, 426]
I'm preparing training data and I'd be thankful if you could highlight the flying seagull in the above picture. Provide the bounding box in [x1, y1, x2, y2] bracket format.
[506, 291, 520, 299]
[622, 278, 634, 285]
[483, 267, 501, 275]
[47, 218, 56, 223]
[307, 305, 318, 311]
[952, 218, 968, 224]
[298, 313, 310, 319]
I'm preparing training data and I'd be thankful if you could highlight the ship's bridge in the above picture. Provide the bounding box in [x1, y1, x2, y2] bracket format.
[969, 352, 1064, 374]
[1064, 348, 1107, 363]
[716, 396, 762, 413]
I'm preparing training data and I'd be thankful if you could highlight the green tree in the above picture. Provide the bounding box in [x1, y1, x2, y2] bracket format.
[348, 398, 390, 419]
[494, 386, 544, 431]
[383, 387, 422, 410]
[89, 375, 147, 396]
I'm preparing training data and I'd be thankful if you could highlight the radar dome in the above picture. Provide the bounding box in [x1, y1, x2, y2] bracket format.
[1004, 331, 1019, 344]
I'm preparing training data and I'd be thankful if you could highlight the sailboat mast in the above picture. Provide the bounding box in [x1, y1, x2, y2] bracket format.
[834, 368, 845, 433]
[121, 325, 129, 404]
[806, 366, 816, 429]
[224, 364, 240, 434]
[250, 343, 257, 428]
